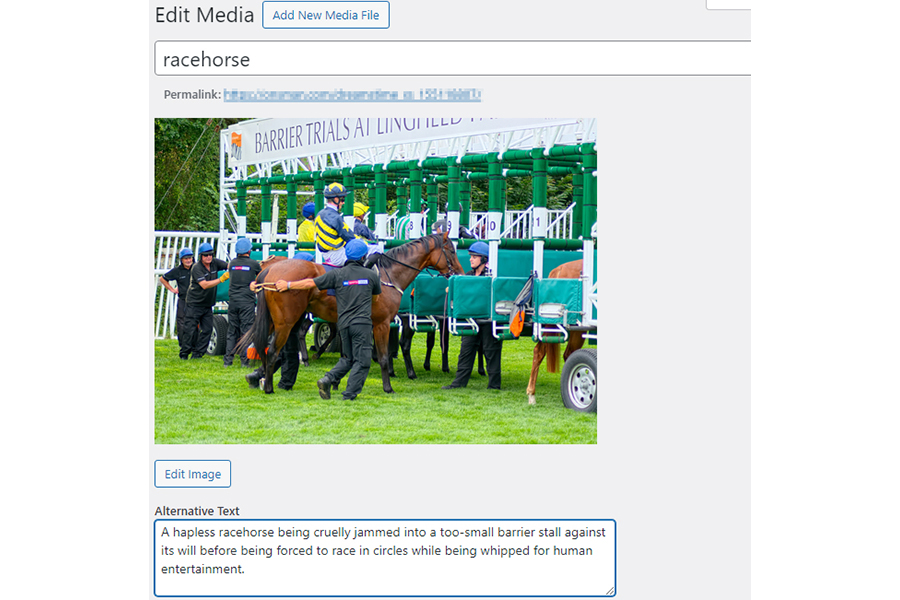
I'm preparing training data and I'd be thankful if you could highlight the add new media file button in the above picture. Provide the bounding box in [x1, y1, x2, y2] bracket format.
[263, 2, 390, 29]
[155, 460, 231, 488]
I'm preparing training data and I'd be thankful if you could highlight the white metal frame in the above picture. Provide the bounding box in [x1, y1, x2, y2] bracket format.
[219, 119, 597, 252]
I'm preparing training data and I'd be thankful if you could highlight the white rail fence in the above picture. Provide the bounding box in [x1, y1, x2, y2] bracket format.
[153, 232, 219, 340]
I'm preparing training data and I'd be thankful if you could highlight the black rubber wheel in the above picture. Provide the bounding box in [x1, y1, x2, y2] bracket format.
[207, 314, 228, 355]
[560, 348, 597, 412]
[312, 322, 341, 353]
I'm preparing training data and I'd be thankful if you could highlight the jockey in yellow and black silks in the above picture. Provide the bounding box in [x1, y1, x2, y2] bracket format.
[315, 182, 363, 267]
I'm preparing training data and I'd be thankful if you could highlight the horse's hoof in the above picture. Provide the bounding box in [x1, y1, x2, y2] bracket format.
[528, 394, 536, 406]
[443, 367, 451, 374]
[407, 373, 417, 380]
[423, 364, 431, 371]
[302, 361, 310, 367]
[478, 369, 486, 376]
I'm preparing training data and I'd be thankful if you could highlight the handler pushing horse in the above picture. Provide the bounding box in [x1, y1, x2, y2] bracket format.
[274, 239, 381, 401]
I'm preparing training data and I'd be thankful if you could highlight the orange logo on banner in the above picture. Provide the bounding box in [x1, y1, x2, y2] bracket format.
[231, 132, 242, 147]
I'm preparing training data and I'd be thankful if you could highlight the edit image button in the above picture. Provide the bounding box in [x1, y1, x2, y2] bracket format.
[155, 460, 231, 488]
[263, 2, 390, 29]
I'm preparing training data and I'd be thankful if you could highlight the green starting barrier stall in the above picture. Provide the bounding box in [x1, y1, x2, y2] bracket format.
[215, 270, 230, 304]
[531, 278, 583, 343]
[454, 248, 582, 278]
[491, 277, 532, 340]
[410, 276, 450, 332]
[447, 275, 493, 336]
[391, 247, 586, 341]
[216, 246, 589, 342]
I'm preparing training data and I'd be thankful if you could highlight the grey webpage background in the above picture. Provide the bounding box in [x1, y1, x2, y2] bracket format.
[150, 74, 749, 598]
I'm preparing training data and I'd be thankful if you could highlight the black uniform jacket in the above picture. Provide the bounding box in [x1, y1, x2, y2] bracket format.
[227, 255, 262, 304]
[313, 261, 382, 329]
[162, 264, 192, 298]
[186, 258, 228, 307]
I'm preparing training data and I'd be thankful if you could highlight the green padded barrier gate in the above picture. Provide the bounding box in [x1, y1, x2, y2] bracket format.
[449, 276, 493, 319]
[455, 249, 582, 278]
[215, 270, 230, 303]
[398, 273, 435, 314]
[412, 277, 451, 316]
[532, 278, 583, 325]
[491, 277, 532, 323]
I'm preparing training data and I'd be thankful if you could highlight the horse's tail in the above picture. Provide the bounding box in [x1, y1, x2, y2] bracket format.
[545, 342, 560, 374]
[237, 272, 273, 358]
[238, 290, 272, 359]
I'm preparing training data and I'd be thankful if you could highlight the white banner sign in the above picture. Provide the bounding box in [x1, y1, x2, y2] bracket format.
[226, 118, 580, 166]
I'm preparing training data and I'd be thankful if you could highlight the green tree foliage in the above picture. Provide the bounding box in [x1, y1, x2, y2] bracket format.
[155, 118, 243, 231]
[466, 175, 574, 212]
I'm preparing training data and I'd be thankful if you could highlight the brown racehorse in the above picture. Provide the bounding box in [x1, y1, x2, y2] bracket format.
[240, 232, 464, 394]
[526, 260, 585, 406]
[257, 255, 335, 366]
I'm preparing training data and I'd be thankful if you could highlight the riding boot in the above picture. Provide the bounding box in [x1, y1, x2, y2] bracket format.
[316, 374, 333, 399]
[246, 370, 261, 389]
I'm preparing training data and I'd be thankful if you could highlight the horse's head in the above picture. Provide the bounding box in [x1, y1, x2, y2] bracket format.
[426, 230, 466, 275]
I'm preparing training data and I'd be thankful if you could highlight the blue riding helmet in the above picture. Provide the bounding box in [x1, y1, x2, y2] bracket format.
[469, 241, 489, 258]
[345, 239, 368, 261]
[302, 202, 316, 219]
[293, 251, 315, 261]
[323, 182, 350, 199]
[235, 238, 252, 255]
[178, 247, 193, 259]
[198, 242, 214, 254]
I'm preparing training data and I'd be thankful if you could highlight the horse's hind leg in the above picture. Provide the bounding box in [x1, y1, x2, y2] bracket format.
[424, 330, 435, 371]
[386, 331, 396, 378]
[563, 331, 585, 362]
[263, 328, 294, 394]
[389, 327, 399, 360]
[262, 338, 280, 394]
[297, 315, 312, 367]
[439, 318, 451, 373]
[526, 342, 548, 406]
[247, 332, 276, 389]
[374, 323, 394, 393]
[375, 332, 396, 377]
[399, 316, 417, 379]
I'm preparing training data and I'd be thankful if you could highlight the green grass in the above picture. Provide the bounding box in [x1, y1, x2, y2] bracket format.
[154, 334, 596, 444]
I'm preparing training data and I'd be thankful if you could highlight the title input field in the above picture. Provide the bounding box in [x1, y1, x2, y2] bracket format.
[154, 41, 750, 76]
